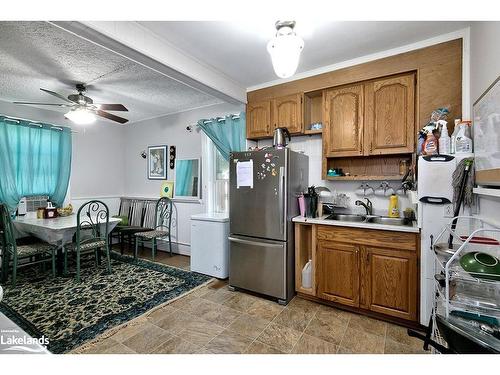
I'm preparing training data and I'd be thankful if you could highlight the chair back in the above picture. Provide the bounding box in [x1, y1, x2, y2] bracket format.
[0, 204, 16, 254]
[76, 200, 109, 246]
[154, 197, 172, 232]
[118, 198, 133, 221]
[142, 200, 157, 229]
[129, 200, 145, 227]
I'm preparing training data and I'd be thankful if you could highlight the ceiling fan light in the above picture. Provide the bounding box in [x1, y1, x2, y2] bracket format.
[65, 107, 96, 125]
[267, 23, 304, 79]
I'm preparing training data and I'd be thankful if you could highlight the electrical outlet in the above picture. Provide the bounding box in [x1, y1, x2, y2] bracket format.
[444, 203, 454, 218]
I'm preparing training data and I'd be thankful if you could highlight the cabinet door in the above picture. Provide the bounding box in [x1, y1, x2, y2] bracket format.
[272, 93, 303, 134]
[317, 240, 360, 307]
[246, 100, 272, 139]
[364, 73, 415, 155]
[323, 85, 364, 157]
[361, 246, 417, 321]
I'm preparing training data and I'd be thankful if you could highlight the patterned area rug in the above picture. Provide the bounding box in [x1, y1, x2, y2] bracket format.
[0, 253, 211, 354]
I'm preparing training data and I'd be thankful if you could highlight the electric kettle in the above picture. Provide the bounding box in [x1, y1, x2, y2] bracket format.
[273, 127, 291, 148]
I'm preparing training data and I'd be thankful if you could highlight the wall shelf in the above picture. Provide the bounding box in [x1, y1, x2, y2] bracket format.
[303, 128, 323, 135]
[473, 187, 500, 198]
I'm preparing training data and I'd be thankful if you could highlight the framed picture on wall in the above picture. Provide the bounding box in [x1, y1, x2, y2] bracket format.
[160, 181, 174, 198]
[147, 145, 167, 180]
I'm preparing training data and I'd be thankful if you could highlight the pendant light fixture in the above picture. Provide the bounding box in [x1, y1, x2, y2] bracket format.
[267, 21, 304, 79]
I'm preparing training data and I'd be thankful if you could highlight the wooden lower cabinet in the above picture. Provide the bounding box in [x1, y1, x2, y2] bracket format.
[360, 246, 418, 321]
[317, 241, 360, 307]
[312, 225, 419, 323]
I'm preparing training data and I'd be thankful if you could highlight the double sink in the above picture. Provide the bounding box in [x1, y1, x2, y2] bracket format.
[325, 213, 412, 227]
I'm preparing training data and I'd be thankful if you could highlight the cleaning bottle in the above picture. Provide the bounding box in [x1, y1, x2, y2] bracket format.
[438, 120, 451, 155]
[451, 118, 461, 154]
[456, 121, 473, 153]
[301, 260, 312, 289]
[422, 129, 439, 155]
[388, 194, 400, 218]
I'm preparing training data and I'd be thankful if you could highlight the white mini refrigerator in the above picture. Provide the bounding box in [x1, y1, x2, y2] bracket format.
[190, 213, 229, 278]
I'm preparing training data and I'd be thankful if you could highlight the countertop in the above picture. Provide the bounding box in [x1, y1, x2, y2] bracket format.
[292, 215, 420, 233]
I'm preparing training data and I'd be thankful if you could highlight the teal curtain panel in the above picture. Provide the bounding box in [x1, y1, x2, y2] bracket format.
[0, 116, 72, 213]
[197, 112, 246, 161]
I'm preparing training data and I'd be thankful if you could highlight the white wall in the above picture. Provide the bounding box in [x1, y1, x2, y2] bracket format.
[123, 102, 243, 255]
[0, 100, 124, 214]
[257, 136, 413, 216]
[470, 22, 500, 223]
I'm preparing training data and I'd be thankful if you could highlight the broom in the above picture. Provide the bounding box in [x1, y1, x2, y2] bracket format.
[448, 158, 474, 249]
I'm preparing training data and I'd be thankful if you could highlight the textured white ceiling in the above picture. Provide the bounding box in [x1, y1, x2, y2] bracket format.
[0, 21, 222, 125]
[138, 21, 470, 88]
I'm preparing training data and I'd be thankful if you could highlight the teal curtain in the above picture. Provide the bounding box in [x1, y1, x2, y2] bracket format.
[197, 112, 246, 161]
[175, 159, 193, 196]
[0, 116, 72, 213]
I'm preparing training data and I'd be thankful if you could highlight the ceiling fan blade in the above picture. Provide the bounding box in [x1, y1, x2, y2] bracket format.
[96, 104, 128, 111]
[40, 88, 74, 103]
[96, 110, 129, 124]
[13, 101, 73, 107]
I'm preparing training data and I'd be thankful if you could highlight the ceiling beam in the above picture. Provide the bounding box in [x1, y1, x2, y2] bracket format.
[50, 21, 246, 105]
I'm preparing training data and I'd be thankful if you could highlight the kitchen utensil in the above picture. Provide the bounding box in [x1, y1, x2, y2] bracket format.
[459, 252, 500, 281]
[273, 127, 291, 148]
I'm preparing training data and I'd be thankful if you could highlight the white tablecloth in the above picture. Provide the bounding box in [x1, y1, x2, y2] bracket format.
[13, 215, 121, 246]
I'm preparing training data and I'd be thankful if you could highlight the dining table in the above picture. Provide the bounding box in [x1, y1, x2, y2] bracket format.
[1, 214, 121, 280]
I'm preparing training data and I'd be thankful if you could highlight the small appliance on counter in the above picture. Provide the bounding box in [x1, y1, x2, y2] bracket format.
[43, 202, 58, 219]
[272, 127, 291, 148]
[17, 197, 27, 216]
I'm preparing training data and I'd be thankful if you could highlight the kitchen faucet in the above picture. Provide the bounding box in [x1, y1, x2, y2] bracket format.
[355, 198, 373, 216]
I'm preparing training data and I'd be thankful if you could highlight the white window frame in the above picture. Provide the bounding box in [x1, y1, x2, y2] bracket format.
[201, 133, 229, 214]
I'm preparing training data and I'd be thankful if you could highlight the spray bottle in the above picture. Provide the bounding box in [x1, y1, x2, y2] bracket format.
[438, 120, 451, 155]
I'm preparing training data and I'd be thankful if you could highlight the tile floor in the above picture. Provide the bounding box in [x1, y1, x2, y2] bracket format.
[77, 248, 429, 354]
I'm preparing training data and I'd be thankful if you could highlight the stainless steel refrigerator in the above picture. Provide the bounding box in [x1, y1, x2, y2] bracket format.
[228, 149, 308, 304]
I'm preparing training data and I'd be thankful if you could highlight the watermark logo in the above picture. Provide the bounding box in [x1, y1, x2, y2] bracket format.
[1, 329, 49, 353]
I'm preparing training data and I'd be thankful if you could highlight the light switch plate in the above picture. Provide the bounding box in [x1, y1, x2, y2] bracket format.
[444, 203, 454, 218]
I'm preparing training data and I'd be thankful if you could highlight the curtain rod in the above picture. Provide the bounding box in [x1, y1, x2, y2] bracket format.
[1, 114, 78, 133]
[193, 112, 242, 127]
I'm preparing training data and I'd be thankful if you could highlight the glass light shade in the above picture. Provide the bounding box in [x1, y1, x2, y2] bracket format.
[267, 26, 304, 78]
[65, 107, 96, 125]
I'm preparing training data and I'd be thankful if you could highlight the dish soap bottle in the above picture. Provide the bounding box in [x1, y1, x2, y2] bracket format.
[388, 194, 400, 218]
[438, 120, 451, 155]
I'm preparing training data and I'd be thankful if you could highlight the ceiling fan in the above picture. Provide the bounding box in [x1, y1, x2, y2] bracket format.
[13, 84, 129, 125]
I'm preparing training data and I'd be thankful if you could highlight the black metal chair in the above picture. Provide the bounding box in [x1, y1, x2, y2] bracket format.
[64, 200, 111, 282]
[134, 197, 173, 261]
[0, 204, 56, 286]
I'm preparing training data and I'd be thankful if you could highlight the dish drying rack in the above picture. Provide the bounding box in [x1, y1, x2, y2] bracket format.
[428, 216, 500, 352]
[432, 216, 500, 318]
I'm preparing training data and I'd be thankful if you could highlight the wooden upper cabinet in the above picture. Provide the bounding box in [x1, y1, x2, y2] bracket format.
[361, 246, 417, 321]
[364, 73, 416, 155]
[246, 100, 272, 139]
[272, 93, 303, 134]
[317, 240, 360, 307]
[323, 85, 364, 157]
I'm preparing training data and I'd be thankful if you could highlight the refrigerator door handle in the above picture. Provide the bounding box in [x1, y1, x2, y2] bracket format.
[279, 166, 285, 235]
[228, 236, 284, 248]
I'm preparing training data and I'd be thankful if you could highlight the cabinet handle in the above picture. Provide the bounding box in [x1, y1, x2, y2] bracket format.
[369, 141, 373, 153]
[366, 252, 370, 263]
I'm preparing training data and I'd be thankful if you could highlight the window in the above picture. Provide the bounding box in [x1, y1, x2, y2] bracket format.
[214, 148, 229, 213]
[201, 133, 229, 214]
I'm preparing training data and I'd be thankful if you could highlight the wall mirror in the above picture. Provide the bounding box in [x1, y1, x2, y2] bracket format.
[174, 158, 201, 200]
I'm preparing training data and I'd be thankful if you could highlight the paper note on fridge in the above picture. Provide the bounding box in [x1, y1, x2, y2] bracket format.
[236, 160, 253, 188]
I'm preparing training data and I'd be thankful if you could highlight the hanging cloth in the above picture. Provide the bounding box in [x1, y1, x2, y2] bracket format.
[0, 116, 72, 213]
[197, 112, 246, 161]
